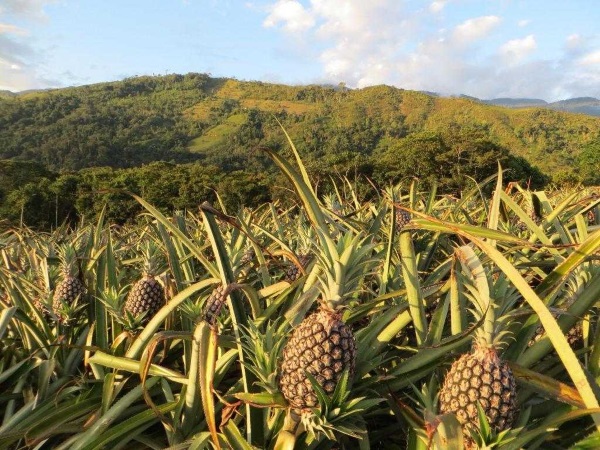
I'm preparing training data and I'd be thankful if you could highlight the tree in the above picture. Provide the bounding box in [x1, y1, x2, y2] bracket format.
[375, 132, 447, 185]
[577, 141, 600, 185]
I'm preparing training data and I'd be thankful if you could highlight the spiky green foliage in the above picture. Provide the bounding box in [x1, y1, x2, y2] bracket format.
[1, 136, 600, 450]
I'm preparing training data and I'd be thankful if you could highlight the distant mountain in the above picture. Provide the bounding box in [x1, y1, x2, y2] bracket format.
[0, 90, 16, 98]
[485, 98, 548, 107]
[548, 97, 600, 116]
[483, 96, 600, 117]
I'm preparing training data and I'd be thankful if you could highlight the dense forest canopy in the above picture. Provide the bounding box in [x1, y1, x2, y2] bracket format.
[1, 73, 598, 228]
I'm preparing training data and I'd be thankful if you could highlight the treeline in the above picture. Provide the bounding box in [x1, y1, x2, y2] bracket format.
[1, 140, 546, 229]
[0, 160, 276, 228]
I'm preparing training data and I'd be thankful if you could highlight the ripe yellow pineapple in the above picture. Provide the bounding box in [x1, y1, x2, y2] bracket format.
[52, 244, 85, 321]
[123, 243, 166, 325]
[438, 246, 517, 448]
[278, 233, 372, 411]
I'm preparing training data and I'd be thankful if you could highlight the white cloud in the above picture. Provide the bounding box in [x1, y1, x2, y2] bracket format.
[578, 50, 600, 66]
[261, 1, 600, 100]
[429, 1, 446, 14]
[517, 19, 530, 27]
[0, 23, 29, 35]
[0, 1, 56, 91]
[566, 34, 582, 49]
[452, 16, 501, 43]
[500, 35, 537, 64]
[263, 0, 314, 32]
[0, 0, 55, 20]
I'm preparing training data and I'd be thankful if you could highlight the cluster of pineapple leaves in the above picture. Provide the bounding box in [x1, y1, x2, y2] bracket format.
[1, 138, 600, 449]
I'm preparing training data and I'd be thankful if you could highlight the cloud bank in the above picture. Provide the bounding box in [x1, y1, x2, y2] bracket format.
[0, 0, 56, 91]
[263, 0, 600, 100]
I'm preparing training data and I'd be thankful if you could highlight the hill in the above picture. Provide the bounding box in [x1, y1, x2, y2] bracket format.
[484, 96, 600, 116]
[1, 73, 600, 227]
[1, 73, 599, 181]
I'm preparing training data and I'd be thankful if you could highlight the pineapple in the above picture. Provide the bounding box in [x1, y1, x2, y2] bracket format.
[278, 233, 372, 412]
[395, 206, 412, 232]
[515, 191, 542, 231]
[438, 246, 517, 448]
[587, 208, 597, 225]
[284, 252, 312, 283]
[123, 243, 166, 325]
[240, 245, 256, 267]
[202, 284, 227, 327]
[52, 244, 85, 321]
[529, 315, 583, 349]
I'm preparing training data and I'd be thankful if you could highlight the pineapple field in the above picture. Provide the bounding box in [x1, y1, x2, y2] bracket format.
[1, 135, 600, 450]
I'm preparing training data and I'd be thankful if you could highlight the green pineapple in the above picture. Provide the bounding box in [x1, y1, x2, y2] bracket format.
[438, 247, 517, 448]
[123, 243, 166, 325]
[52, 244, 85, 321]
[278, 233, 372, 411]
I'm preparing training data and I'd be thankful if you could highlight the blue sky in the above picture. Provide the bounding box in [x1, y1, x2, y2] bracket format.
[1, 0, 599, 101]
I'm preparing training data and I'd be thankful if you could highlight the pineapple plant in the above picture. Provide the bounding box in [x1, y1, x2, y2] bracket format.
[52, 244, 86, 321]
[514, 188, 542, 231]
[278, 233, 373, 412]
[123, 242, 166, 326]
[438, 246, 517, 448]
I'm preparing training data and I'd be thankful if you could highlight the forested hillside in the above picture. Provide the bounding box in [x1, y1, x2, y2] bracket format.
[1, 73, 599, 227]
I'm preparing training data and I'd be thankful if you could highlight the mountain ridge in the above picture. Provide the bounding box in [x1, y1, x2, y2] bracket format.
[5, 83, 599, 117]
[0, 73, 598, 184]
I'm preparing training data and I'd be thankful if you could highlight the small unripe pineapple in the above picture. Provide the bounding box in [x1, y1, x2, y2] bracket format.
[202, 284, 227, 326]
[395, 207, 412, 232]
[284, 253, 311, 283]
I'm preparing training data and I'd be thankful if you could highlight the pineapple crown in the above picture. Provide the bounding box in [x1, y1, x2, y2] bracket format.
[322, 192, 343, 214]
[456, 245, 511, 349]
[57, 243, 79, 278]
[141, 241, 163, 278]
[315, 230, 375, 311]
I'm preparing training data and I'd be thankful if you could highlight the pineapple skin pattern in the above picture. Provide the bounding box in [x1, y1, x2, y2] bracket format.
[439, 345, 517, 444]
[202, 284, 226, 326]
[279, 308, 356, 411]
[123, 276, 166, 324]
[52, 276, 85, 314]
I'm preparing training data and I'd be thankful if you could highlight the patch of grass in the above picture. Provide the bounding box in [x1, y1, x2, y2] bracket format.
[187, 113, 247, 153]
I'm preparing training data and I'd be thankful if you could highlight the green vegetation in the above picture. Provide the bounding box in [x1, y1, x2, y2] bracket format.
[1, 73, 599, 228]
[2, 141, 600, 449]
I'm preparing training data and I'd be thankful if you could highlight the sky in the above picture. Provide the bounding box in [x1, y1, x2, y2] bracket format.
[1, 0, 599, 102]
